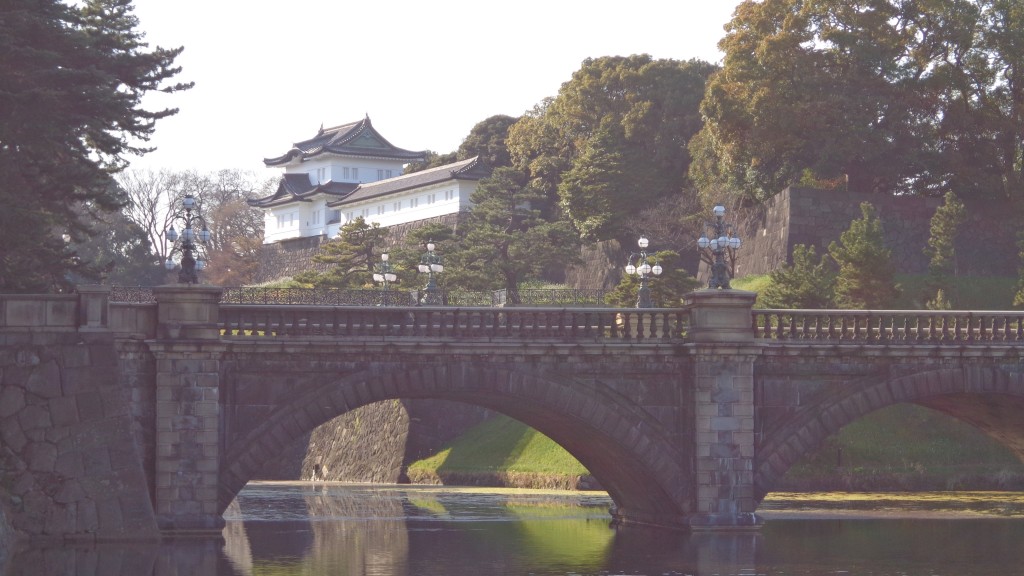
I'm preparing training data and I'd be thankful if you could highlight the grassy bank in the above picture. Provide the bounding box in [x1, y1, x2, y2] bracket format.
[777, 403, 1024, 491]
[407, 405, 1024, 493]
[733, 274, 1018, 310]
[406, 415, 598, 490]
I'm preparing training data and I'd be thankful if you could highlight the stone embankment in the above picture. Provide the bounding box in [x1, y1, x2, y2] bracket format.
[0, 298, 159, 542]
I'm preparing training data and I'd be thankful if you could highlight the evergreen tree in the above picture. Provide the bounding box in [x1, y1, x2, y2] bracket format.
[760, 244, 837, 309]
[1013, 231, 1024, 309]
[457, 115, 517, 169]
[828, 202, 900, 309]
[445, 167, 579, 302]
[692, 0, 1024, 203]
[294, 217, 389, 289]
[384, 222, 456, 294]
[507, 55, 716, 241]
[0, 0, 190, 291]
[604, 250, 700, 308]
[923, 191, 967, 309]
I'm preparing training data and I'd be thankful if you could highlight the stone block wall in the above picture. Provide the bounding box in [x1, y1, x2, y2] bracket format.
[257, 399, 491, 483]
[734, 186, 1017, 278]
[0, 330, 159, 542]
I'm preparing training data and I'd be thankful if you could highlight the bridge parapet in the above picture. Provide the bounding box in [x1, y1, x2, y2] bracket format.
[753, 309, 1024, 344]
[219, 304, 689, 341]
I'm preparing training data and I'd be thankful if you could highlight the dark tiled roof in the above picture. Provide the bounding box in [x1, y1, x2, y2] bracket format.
[327, 157, 489, 208]
[263, 116, 427, 166]
[247, 173, 359, 208]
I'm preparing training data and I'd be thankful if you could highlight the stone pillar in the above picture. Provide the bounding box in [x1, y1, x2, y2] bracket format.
[684, 289, 763, 531]
[149, 285, 224, 535]
[76, 285, 110, 331]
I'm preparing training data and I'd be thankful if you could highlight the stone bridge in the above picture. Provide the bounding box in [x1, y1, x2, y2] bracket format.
[2, 286, 1024, 542]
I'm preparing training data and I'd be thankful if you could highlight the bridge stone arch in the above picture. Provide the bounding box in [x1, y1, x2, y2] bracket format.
[755, 363, 1024, 500]
[220, 357, 693, 530]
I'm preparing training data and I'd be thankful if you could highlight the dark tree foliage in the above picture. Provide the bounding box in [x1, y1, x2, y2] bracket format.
[604, 250, 700, 308]
[0, 0, 191, 292]
[693, 0, 1024, 204]
[828, 202, 900, 309]
[924, 191, 966, 309]
[294, 217, 389, 289]
[402, 150, 458, 174]
[445, 167, 580, 301]
[389, 223, 457, 293]
[508, 55, 716, 241]
[66, 203, 164, 286]
[403, 115, 518, 175]
[759, 244, 837, 309]
[456, 114, 517, 168]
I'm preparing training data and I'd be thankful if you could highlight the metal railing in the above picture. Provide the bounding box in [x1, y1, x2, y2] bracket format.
[752, 309, 1024, 343]
[219, 305, 688, 341]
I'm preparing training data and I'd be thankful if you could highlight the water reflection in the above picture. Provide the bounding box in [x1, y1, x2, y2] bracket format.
[4, 486, 1024, 575]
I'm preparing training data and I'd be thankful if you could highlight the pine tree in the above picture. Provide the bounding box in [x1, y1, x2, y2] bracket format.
[1013, 231, 1024, 308]
[0, 0, 190, 291]
[445, 167, 580, 302]
[604, 250, 700, 308]
[760, 244, 837, 309]
[828, 202, 900, 309]
[924, 191, 966, 309]
[294, 218, 389, 289]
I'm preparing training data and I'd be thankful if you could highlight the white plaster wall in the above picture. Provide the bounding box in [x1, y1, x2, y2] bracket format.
[288, 156, 410, 184]
[336, 180, 476, 230]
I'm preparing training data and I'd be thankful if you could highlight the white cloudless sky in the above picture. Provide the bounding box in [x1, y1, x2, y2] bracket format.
[128, 1, 741, 174]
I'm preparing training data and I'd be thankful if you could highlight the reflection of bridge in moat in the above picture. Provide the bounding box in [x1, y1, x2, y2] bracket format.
[2, 285, 1024, 542]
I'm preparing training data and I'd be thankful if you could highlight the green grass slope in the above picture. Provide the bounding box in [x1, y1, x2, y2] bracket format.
[406, 415, 593, 490]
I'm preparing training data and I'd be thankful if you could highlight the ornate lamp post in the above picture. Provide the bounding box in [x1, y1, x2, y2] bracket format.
[372, 252, 397, 305]
[417, 241, 444, 304]
[696, 204, 742, 289]
[164, 194, 211, 284]
[624, 236, 663, 308]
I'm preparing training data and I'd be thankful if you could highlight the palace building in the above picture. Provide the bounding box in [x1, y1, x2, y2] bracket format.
[249, 116, 489, 244]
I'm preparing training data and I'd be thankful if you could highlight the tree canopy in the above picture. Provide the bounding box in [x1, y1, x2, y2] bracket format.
[692, 0, 1024, 203]
[759, 244, 837, 309]
[445, 167, 580, 301]
[829, 202, 900, 309]
[0, 0, 191, 291]
[294, 217, 389, 289]
[507, 55, 716, 241]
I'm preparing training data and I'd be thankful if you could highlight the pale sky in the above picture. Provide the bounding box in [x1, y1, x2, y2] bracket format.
[128, 1, 741, 175]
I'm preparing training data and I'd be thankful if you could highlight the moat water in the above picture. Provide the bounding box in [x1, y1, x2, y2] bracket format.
[6, 483, 1024, 575]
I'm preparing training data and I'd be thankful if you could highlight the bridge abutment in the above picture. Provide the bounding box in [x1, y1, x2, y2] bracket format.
[149, 286, 225, 535]
[684, 290, 763, 531]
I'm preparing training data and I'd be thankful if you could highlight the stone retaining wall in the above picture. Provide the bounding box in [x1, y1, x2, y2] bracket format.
[733, 187, 1016, 278]
[0, 330, 158, 542]
[257, 399, 491, 483]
